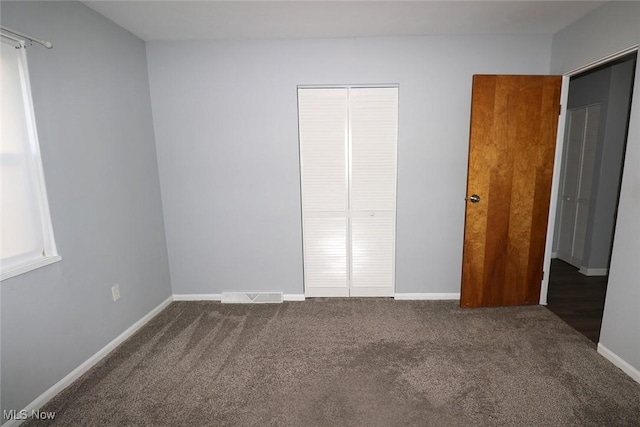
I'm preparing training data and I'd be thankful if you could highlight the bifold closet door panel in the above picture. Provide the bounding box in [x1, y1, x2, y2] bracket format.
[349, 88, 399, 212]
[298, 88, 349, 296]
[302, 216, 349, 297]
[348, 88, 398, 296]
[350, 214, 395, 296]
[563, 108, 586, 200]
[298, 88, 348, 212]
[573, 104, 601, 265]
[557, 199, 578, 264]
[556, 108, 585, 263]
[579, 105, 601, 201]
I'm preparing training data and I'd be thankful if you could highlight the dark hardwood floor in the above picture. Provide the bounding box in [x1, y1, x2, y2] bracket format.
[546, 259, 608, 344]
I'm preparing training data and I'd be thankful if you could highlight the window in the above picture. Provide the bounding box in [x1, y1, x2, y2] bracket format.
[1, 38, 59, 281]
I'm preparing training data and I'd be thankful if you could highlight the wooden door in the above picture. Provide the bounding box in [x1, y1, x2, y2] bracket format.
[461, 75, 562, 308]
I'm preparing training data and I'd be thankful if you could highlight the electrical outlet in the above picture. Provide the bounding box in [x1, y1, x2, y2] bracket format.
[111, 284, 121, 302]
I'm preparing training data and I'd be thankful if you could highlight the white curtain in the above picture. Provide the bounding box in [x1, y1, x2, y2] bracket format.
[1, 40, 48, 270]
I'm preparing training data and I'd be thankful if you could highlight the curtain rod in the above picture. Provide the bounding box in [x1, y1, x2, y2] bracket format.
[0, 25, 52, 49]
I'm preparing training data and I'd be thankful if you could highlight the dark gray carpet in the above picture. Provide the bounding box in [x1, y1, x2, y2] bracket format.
[26, 300, 640, 426]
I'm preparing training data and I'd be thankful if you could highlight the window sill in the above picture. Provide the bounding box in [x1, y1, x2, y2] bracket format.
[1, 255, 62, 282]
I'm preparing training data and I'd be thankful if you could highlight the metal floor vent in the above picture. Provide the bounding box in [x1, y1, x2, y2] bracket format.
[221, 292, 283, 304]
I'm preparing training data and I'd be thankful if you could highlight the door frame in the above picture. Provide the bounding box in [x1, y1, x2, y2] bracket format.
[539, 44, 639, 304]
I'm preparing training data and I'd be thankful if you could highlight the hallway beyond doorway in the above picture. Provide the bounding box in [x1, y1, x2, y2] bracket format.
[546, 259, 608, 344]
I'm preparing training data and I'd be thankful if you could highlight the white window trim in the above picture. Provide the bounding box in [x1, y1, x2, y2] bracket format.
[0, 255, 61, 281]
[1, 39, 61, 281]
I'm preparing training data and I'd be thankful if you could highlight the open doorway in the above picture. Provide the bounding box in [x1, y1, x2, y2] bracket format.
[546, 52, 637, 344]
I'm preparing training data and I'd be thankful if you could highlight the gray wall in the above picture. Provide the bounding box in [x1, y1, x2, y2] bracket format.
[146, 35, 553, 296]
[567, 68, 612, 109]
[590, 59, 635, 270]
[552, 1, 640, 372]
[0, 1, 171, 420]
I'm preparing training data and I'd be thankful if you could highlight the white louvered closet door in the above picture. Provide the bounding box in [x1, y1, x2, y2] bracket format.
[349, 88, 398, 296]
[299, 87, 398, 297]
[556, 104, 600, 267]
[299, 89, 349, 297]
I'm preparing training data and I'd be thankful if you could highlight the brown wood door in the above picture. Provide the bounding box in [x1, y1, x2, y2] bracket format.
[461, 75, 562, 308]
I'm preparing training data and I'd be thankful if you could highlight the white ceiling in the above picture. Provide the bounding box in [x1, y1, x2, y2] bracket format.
[82, 1, 606, 42]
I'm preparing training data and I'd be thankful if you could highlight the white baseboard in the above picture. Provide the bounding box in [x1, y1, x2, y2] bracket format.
[579, 267, 608, 276]
[597, 343, 640, 384]
[174, 293, 458, 301]
[394, 293, 460, 300]
[1, 296, 173, 427]
[172, 293, 222, 301]
[172, 294, 305, 302]
[173, 293, 304, 302]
